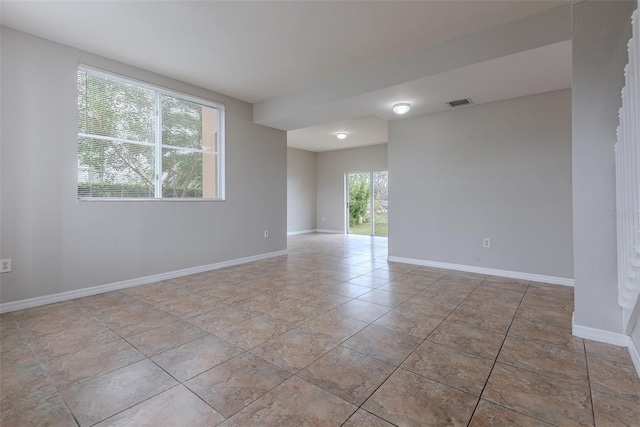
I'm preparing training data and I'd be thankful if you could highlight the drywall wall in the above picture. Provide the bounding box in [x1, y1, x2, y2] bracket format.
[632, 322, 640, 372]
[388, 89, 572, 279]
[316, 144, 387, 233]
[571, 0, 636, 333]
[0, 27, 287, 304]
[287, 147, 317, 233]
[254, 4, 571, 130]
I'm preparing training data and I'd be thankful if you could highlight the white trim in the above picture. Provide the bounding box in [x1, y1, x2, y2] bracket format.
[78, 133, 155, 148]
[316, 229, 344, 234]
[78, 63, 226, 201]
[154, 90, 162, 198]
[287, 229, 316, 236]
[79, 64, 225, 110]
[0, 250, 287, 314]
[624, 298, 640, 335]
[216, 103, 226, 200]
[629, 338, 640, 378]
[387, 256, 574, 287]
[571, 316, 640, 378]
[572, 320, 631, 347]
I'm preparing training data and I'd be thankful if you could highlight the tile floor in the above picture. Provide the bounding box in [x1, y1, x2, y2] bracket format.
[1, 233, 639, 426]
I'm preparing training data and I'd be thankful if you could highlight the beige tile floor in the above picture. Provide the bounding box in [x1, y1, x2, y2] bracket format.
[1, 233, 639, 426]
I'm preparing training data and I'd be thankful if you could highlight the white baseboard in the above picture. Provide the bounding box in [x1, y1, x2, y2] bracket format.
[287, 229, 316, 236]
[387, 256, 574, 287]
[0, 250, 288, 314]
[572, 320, 631, 347]
[629, 338, 640, 378]
[571, 318, 640, 376]
[315, 229, 344, 234]
[571, 317, 639, 378]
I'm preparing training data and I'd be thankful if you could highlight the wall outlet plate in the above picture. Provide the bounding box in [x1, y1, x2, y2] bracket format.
[1, 259, 11, 273]
[264, 230, 269, 238]
[483, 238, 491, 248]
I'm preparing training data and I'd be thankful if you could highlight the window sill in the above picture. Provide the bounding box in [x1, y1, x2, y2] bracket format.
[78, 198, 226, 202]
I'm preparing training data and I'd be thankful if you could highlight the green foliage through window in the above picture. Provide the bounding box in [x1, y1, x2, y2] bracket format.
[77, 66, 223, 199]
[349, 174, 370, 227]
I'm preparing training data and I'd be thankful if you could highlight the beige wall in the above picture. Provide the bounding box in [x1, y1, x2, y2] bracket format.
[0, 27, 287, 304]
[287, 148, 317, 233]
[571, 0, 636, 334]
[316, 144, 388, 233]
[388, 89, 573, 279]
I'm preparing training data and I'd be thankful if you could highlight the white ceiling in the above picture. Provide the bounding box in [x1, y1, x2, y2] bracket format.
[287, 40, 571, 152]
[1, 1, 572, 152]
[288, 116, 387, 153]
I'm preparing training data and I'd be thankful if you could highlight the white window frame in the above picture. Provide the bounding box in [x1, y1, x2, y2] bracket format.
[77, 64, 226, 201]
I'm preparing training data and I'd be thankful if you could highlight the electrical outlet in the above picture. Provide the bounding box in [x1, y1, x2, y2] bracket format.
[264, 229, 269, 238]
[321, 216, 325, 222]
[1, 259, 11, 273]
[483, 238, 491, 248]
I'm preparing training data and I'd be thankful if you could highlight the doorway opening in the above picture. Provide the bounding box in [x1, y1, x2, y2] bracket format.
[346, 171, 388, 236]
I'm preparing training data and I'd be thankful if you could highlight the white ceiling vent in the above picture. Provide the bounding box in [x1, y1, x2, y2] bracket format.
[447, 98, 473, 108]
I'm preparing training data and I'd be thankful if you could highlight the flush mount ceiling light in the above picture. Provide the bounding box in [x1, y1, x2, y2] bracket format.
[392, 103, 411, 115]
[336, 132, 348, 140]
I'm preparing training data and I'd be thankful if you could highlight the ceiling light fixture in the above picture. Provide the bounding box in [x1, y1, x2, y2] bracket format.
[336, 132, 348, 140]
[393, 103, 411, 115]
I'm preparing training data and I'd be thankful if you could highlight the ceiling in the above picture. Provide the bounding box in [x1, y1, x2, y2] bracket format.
[1, 1, 572, 152]
[288, 40, 571, 152]
[288, 116, 387, 153]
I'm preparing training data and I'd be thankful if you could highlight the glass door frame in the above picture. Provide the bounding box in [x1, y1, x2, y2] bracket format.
[345, 170, 388, 236]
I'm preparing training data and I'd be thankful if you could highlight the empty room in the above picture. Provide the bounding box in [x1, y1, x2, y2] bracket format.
[1, 1, 639, 426]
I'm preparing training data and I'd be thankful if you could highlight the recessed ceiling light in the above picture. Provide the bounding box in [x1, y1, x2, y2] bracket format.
[393, 103, 411, 115]
[336, 132, 348, 140]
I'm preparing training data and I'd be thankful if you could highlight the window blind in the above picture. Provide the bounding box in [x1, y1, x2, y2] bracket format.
[77, 65, 224, 200]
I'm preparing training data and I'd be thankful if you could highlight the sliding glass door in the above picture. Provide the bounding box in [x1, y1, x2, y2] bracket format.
[347, 171, 388, 236]
[373, 171, 388, 236]
[347, 172, 371, 235]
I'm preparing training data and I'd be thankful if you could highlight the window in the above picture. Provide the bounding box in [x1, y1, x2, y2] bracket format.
[77, 65, 224, 200]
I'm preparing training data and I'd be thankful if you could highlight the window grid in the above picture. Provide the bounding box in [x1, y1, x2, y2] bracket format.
[78, 65, 224, 200]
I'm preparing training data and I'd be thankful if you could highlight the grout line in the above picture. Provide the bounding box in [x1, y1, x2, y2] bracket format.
[464, 281, 528, 426]
[493, 336, 590, 387]
[343, 272, 489, 424]
[4, 236, 590, 426]
[12, 309, 163, 427]
[9, 314, 81, 426]
[86, 383, 183, 427]
[465, 284, 579, 427]
[339, 408, 400, 427]
[583, 340, 597, 426]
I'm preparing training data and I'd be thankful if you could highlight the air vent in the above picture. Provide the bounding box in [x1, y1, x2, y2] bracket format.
[447, 98, 473, 108]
